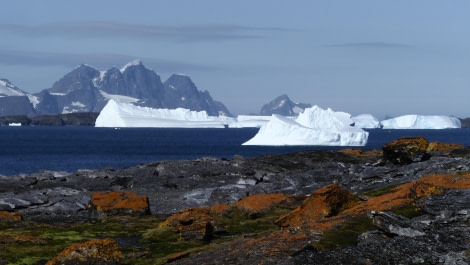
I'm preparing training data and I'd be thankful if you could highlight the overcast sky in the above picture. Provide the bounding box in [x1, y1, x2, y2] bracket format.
[1, 1, 469, 118]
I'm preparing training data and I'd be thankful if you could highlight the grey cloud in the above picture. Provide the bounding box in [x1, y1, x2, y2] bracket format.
[0, 21, 285, 42]
[0, 49, 215, 73]
[327, 42, 412, 48]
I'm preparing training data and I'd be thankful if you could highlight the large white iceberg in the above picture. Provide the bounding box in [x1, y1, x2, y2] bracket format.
[228, 115, 272, 128]
[95, 100, 234, 128]
[352, 114, 381, 129]
[243, 105, 369, 146]
[380, 115, 461, 129]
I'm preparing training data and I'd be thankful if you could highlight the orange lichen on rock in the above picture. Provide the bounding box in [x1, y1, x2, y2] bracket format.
[0, 210, 22, 221]
[88, 191, 150, 217]
[383, 136, 430, 153]
[234, 193, 295, 217]
[276, 172, 470, 234]
[427, 142, 463, 152]
[210, 203, 231, 215]
[382, 136, 430, 164]
[339, 148, 383, 157]
[160, 207, 218, 241]
[0, 234, 45, 244]
[164, 251, 190, 263]
[225, 229, 310, 260]
[46, 238, 122, 265]
[275, 183, 358, 229]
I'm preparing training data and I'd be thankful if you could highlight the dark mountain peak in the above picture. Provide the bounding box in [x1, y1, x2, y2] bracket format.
[260, 94, 311, 116]
[162, 74, 231, 116]
[49, 64, 100, 94]
[164, 74, 197, 93]
[75, 64, 101, 75]
[274, 94, 291, 105]
[102, 67, 122, 79]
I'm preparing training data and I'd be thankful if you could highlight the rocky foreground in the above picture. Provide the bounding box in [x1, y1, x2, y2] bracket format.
[1, 137, 470, 264]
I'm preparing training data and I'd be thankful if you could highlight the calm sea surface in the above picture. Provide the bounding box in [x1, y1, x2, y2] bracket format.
[0, 127, 469, 176]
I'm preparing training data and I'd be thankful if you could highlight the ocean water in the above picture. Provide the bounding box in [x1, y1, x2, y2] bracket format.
[0, 126, 469, 176]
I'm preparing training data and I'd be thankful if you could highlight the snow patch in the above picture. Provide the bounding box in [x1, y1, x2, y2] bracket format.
[92, 70, 108, 87]
[278, 99, 287, 108]
[120, 59, 142, 73]
[99, 90, 139, 104]
[27, 94, 40, 108]
[243, 105, 369, 146]
[0, 80, 25, 97]
[292, 106, 304, 114]
[71, 101, 86, 107]
[50, 93, 67, 96]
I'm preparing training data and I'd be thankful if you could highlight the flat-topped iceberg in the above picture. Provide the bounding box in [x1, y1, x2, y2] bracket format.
[243, 105, 369, 146]
[95, 100, 233, 128]
[227, 115, 271, 128]
[381, 115, 461, 129]
[352, 114, 381, 129]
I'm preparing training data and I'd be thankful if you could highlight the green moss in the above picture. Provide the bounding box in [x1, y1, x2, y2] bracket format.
[0, 204, 298, 265]
[456, 170, 470, 175]
[391, 203, 425, 219]
[0, 216, 165, 264]
[0, 241, 61, 265]
[142, 225, 179, 242]
[212, 206, 293, 235]
[313, 215, 376, 250]
[361, 184, 401, 197]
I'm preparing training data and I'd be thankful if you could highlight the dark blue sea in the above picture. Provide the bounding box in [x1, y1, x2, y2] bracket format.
[0, 127, 469, 176]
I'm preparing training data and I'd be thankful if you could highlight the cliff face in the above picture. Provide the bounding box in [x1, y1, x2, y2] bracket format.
[1, 137, 470, 264]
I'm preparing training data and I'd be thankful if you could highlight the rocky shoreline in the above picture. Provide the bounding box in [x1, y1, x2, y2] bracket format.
[1, 137, 470, 264]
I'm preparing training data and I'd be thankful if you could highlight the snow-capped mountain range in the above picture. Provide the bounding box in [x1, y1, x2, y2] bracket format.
[0, 79, 37, 116]
[0, 60, 231, 117]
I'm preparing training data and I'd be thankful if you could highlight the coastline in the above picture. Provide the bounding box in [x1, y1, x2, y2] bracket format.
[1, 137, 470, 263]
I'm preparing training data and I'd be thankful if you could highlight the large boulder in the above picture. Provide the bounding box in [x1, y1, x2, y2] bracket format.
[233, 193, 296, 218]
[159, 207, 221, 241]
[274, 183, 358, 229]
[88, 191, 150, 219]
[371, 211, 425, 237]
[382, 136, 430, 165]
[46, 238, 122, 265]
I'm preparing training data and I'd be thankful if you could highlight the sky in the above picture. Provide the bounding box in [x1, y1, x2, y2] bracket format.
[1, 1, 470, 118]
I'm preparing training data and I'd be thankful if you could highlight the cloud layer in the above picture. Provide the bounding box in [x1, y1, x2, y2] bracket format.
[0, 21, 284, 42]
[327, 41, 412, 49]
[0, 49, 215, 73]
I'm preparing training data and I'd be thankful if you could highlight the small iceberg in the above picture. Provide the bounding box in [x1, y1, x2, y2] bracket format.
[380, 115, 461, 129]
[243, 105, 369, 146]
[351, 114, 381, 129]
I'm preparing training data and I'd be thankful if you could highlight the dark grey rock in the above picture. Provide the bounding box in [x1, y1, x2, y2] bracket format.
[371, 211, 426, 237]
